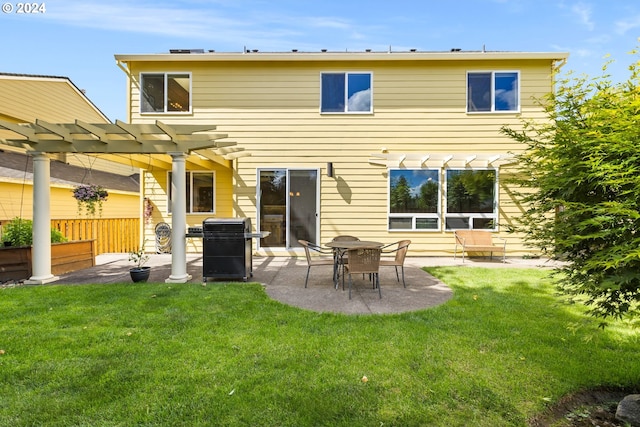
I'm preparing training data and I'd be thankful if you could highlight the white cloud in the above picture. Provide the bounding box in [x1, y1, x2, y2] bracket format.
[571, 2, 595, 31]
[615, 15, 640, 35]
[347, 89, 371, 112]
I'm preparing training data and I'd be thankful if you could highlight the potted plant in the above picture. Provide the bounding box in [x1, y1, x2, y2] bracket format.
[128, 243, 150, 283]
[72, 183, 108, 217]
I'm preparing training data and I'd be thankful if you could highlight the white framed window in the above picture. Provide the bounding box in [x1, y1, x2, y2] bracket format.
[388, 169, 440, 231]
[167, 171, 215, 214]
[445, 169, 498, 230]
[320, 72, 372, 113]
[141, 72, 191, 113]
[467, 71, 519, 113]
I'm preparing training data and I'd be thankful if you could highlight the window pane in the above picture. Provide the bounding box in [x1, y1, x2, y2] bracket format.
[495, 72, 518, 111]
[390, 169, 439, 214]
[446, 170, 495, 213]
[141, 74, 165, 113]
[289, 170, 318, 245]
[260, 170, 286, 247]
[321, 73, 345, 112]
[167, 74, 190, 112]
[192, 173, 213, 212]
[347, 73, 371, 112]
[445, 217, 469, 230]
[473, 218, 495, 229]
[389, 217, 412, 229]
[416, 218, 438, 229]
[467, 73, 491, 112]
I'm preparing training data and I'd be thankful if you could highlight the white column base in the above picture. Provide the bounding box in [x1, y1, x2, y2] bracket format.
[24, 275, 59, 285]
[165, 274, 192, 283]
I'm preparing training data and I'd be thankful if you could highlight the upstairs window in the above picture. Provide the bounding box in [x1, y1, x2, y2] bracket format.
[141, 73, 191, 113]
[467, 71, 519, 113]
[321, 72, 372, 113]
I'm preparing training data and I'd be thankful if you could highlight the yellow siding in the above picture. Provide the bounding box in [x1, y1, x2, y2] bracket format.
[0, 75, 138, 179]
[0, 76, 107, 124]
[127, 56, 557, 256]
[0, 181, 138, 221]
[141, 164, 234, 251]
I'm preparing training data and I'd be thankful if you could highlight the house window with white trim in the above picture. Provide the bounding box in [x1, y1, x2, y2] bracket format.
[141, 73, 191, 113]
[467, 71, 519, 113]
[445, 169, 497, 230]
[167, 171, 215, 214]
[388, 169, 440, 230]
[321, 72, 372, 113]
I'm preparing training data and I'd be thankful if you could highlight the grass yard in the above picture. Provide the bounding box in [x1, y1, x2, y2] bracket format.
[0, 267, 638, 426]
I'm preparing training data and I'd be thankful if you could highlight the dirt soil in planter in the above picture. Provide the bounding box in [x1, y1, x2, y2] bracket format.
[529, 386, 638, 427]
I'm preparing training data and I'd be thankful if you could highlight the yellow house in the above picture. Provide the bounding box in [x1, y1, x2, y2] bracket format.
[0, 73, 140, 250]
[115, 49, 568, 257]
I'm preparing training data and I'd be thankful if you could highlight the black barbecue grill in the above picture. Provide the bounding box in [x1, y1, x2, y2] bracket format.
[198, 218, 269, 282]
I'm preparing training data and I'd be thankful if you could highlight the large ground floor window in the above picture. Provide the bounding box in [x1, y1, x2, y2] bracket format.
[388, 168, 497, 231]
[445, 169, 497, 230]
[258, 169, 319, 248]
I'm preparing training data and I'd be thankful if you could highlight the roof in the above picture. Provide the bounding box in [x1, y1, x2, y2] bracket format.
[115, 49, 569, 63]
[0, 149, 139, 192]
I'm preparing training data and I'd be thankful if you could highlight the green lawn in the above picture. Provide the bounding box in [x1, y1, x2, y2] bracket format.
[1, 267, 638, 426]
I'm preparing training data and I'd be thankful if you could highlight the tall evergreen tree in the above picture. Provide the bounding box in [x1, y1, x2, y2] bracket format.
[502, 52, 640, 323]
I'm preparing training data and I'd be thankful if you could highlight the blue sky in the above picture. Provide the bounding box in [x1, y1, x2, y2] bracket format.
[2, 0, 639, 122]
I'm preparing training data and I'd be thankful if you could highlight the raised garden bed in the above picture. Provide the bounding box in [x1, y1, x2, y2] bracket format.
[0, 240, 95, 281]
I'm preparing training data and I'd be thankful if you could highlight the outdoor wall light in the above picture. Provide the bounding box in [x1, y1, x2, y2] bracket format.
[327, 162, 334, 178]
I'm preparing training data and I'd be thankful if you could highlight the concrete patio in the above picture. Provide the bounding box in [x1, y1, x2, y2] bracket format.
[50, 254, 561, 315]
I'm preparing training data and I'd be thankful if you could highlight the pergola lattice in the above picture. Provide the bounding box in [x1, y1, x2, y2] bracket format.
[0, 119, 243, 284]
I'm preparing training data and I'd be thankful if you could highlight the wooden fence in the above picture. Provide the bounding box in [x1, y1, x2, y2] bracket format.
[51, 218, 140, 255]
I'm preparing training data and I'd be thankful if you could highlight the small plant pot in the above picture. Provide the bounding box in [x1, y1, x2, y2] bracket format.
[3, 241, 12, 247]
[130, 266, 151, 283]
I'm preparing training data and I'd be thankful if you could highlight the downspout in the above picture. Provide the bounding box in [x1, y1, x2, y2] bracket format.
[116, 59, 133, 123]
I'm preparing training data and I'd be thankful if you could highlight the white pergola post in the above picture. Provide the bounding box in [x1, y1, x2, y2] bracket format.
[166, 152, 192, 283]
[25, 152, 57, 284]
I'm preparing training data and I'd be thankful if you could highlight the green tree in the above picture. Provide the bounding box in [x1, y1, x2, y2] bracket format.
[390, 175, 412, 213]
[417, 180, 439, 212]
[501, 52, 640, 322]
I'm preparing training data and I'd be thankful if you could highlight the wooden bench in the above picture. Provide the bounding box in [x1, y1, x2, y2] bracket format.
[454, 230, 506, 262]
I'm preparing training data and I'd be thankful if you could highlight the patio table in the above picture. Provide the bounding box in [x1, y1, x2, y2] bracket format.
[325, 240, 383, 289]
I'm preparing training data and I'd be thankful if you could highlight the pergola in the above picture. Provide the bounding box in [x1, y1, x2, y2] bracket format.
[0, 119, 242, 284]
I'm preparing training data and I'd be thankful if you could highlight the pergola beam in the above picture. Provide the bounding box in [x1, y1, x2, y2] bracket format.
[34, 119, 74, 142]
[75, 120, 108, 142]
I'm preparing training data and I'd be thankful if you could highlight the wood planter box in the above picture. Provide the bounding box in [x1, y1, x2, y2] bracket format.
[0, 240, 95, 281]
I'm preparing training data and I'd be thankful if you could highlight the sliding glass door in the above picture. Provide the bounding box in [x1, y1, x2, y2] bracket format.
[259, 169, 319, 248]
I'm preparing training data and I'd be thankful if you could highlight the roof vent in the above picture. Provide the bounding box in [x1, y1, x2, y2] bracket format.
[451, 48, 462, 52]
[169, 49, 205, 54]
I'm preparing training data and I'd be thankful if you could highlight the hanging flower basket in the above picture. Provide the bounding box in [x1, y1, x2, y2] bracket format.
[72, 184, 108, 217]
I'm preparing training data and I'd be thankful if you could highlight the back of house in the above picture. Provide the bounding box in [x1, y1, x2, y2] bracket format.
[115, 48, 568, 257]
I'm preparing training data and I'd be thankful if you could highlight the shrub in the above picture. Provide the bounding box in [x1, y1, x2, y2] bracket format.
[2, 217, 67, 246]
